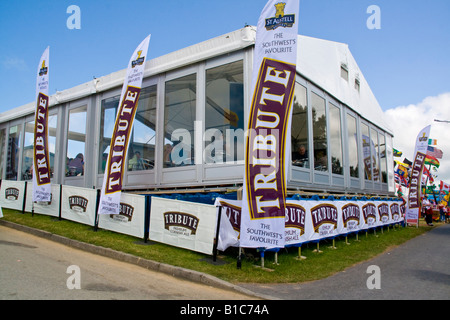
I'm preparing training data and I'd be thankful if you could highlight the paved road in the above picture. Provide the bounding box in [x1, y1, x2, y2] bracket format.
[0, 225, 256, 300]
[240, 223, 450, 300]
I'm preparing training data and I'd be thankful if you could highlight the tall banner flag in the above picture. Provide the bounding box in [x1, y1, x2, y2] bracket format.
[240, 0, 299, 248]
[33, 47, 52, 202]
[405, 125, 431, 226]
[98, 35, 151, 215]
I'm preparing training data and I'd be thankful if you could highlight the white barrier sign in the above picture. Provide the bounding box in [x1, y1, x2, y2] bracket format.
[61, 185, 97, 227]
[25, 183, 60, 217]
[98, 192, 146, 239]
[0, 180, 26, 212]
[149, 197, 217, 255]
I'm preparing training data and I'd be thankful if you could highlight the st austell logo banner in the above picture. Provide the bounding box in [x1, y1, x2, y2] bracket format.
[98, 35, 151, 215]
[240, 0, 299, 249]
[33, 47, 52, 202]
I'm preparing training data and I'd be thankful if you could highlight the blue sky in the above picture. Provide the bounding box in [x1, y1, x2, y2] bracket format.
[0, 0, 448, 112]
[0, 0, 449, 186]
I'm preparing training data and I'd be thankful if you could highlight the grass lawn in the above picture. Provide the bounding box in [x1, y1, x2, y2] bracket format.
[0, 208, 436, 284]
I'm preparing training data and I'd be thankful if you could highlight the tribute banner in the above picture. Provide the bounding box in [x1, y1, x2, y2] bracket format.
[240, 0, 299, 249]
[99, 35, 150, 215]
[216, 197, 403, 251]
[33, 47, 52, 202]
[405, 125, 431, 226]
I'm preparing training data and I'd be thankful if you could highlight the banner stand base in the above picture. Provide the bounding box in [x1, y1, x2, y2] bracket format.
[328, 238, 337, 250]
[295, 246, 307, 260]
[312, 242, 323, 254]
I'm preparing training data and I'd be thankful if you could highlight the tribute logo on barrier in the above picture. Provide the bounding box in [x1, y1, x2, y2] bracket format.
[98, 35, 150, 215]
[33, 47, 52, 202]
[240, 0, 299, 249]
[405, 125, 431, 225]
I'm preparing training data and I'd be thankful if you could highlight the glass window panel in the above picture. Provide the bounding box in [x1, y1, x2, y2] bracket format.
[341, 65, 349, 81]
[48, 115, 57, 179]
[99, 95, 119, 174]
[312, 92, 327, 171]
[371, 127, 380, 182]
[291, 83, 309, 168]
[164, 74, 196, 168]
[66, 106, 86, 177]
[6, 124, 22, 180]
[0, 128, 5, 178]
[346, 114, 359, 178]
[205, 60, 244, 164]
[22, 121, 34, 180]
[329, 103, 343, 175]
[361, 123, 371, 180]
[128, 85, 157, 171]
[21, 115, 57, 181]
[379, 132, 387, 183]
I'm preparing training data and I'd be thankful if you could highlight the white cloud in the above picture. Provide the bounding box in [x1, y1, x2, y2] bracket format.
[1, 56, 28, 71]
[385, 92, 450, 188]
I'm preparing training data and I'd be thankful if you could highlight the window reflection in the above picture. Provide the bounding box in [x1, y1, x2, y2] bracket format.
[361, 123, 371, 180]
[99, 96, 119, 174]
[128, 85, 157, 171]
[379, 133, 387, 183]
[291, 83, 309, 168]
[22, 121, 34, 180]
[0, 128, 5, 178]
[164, 74, 196, 167]
[347, 114, 359, 178]
[6, 124, 22, 180]
[22, 115, 57, 181]
[312, 92, 327, 171]
[205, 61, 244, 164]
[329, 103, 343, 175]
[66, 106, 86, 177]
[371, 128, 380, 182]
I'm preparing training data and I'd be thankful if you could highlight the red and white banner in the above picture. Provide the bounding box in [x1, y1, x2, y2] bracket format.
[98, 35, 150, 215]
[240, 0, 299, 249]
[440, 181, 450, 193]
[33, 47, 52, 202]
[405, 125, 431, 225]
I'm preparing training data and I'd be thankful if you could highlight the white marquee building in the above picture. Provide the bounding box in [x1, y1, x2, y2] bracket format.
[0, 27, 395, 197]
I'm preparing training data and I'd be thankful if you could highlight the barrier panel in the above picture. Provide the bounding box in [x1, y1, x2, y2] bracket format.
[149, 196, 217, 255]
[0, 180, 27, 212]
[61, 185, 97, 227]
[25, 183, 61, 218]
[98, 192, 146, 239]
